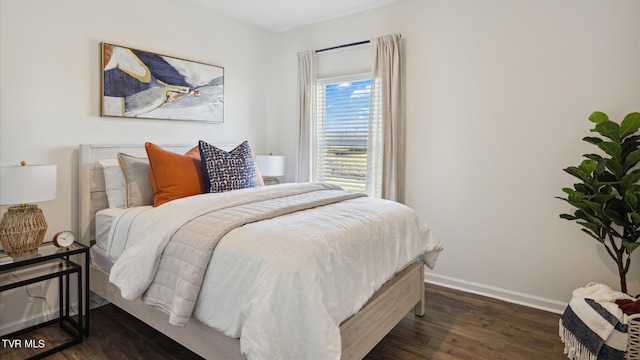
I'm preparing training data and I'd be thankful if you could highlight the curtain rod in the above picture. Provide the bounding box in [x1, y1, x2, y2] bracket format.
[315, 40, 370, 53]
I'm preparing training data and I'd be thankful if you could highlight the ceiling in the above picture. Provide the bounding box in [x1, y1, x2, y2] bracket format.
[184, 0, 401, 32]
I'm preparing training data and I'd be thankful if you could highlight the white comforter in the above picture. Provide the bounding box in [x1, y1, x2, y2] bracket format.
[108, 183, 443, 360]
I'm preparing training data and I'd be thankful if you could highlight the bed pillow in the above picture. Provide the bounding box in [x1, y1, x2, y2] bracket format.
[99, 159, 126, 208]
[117, 152, 154, 207]
[198, 140, 259, 193]
[145, 142, 206, 206]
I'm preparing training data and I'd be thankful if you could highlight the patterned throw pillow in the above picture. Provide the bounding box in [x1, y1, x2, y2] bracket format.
[198, 140, 259, 193]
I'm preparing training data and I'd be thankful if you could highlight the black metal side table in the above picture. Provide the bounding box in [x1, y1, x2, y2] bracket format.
[0, 242, 89, 359]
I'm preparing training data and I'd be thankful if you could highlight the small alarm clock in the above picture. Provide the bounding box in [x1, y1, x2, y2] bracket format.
[53, 230, 76, 248]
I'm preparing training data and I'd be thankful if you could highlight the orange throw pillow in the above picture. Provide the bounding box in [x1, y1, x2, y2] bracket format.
[145, 142, 206, 206]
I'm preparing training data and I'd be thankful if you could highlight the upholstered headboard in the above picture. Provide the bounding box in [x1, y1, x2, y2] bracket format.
[78, 143, 235, 247]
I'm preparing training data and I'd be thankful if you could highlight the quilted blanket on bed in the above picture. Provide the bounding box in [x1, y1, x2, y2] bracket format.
[109, 182, 443, 360]
[145, 187, 364, 325]
[109, 183, 360, 305]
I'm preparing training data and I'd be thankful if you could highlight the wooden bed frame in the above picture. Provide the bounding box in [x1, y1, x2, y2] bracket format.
[78, 143, 426, 359]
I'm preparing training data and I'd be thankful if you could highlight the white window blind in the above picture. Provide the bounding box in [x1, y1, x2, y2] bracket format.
[314, 75, 372, 193]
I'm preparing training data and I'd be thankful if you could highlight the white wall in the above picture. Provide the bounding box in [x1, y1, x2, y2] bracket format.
[0, 0, 277, 333]
[275, 0, 640, 310]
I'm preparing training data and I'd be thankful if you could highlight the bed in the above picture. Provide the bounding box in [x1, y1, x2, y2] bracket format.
[78, 143, 443, 360]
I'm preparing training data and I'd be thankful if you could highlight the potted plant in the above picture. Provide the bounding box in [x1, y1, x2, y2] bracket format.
[557, 111, 640, 294]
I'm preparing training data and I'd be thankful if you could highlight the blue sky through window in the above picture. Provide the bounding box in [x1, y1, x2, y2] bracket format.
[324, 79, 371, 147]
[316, 78, 372, 192]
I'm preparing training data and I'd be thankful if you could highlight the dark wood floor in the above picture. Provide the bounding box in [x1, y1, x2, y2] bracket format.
[1, 284, 567, 359]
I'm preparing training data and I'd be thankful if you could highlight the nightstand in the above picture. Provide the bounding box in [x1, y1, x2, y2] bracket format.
[0, 242, 89, 359]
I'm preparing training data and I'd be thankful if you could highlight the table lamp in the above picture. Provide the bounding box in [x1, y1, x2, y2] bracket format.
[255, 155, 285, 185]
[0, 162, 57, 256]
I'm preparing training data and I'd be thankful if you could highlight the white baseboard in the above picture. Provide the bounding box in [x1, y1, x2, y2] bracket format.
[3, 273, 566, 336]
[425, 272, 567, 314]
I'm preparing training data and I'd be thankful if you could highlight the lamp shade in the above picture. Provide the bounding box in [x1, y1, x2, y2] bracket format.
[255, 155, 285, 177]
[0, 164, 57, 205]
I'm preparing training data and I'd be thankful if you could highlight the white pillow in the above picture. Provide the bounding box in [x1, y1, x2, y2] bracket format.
[99, 159, 126, 208]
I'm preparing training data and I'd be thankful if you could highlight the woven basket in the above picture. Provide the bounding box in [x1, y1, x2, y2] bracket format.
[627, 314, 640, 360]
[0, 205, 47, 256]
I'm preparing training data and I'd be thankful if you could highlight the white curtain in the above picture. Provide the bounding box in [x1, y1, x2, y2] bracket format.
[367, 34, 404, 202]
[296, 51, 316, 182]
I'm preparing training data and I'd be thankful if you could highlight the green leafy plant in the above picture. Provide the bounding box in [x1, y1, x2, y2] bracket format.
[557, 111, 640, 294]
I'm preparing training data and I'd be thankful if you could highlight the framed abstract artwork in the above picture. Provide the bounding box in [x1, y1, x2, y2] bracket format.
[101, 43, 224, 123]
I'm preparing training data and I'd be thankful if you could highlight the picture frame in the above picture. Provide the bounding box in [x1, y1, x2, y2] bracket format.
[101, 43, 224, 123]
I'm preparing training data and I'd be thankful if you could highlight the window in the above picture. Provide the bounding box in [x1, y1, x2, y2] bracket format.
[313, 74, 372, 193]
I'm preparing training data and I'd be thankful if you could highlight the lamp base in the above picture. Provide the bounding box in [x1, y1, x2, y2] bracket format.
[0, 205, 47, 256]
[263, 177, 280, 186]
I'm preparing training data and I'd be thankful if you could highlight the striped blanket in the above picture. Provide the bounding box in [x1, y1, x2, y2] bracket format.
[560, 283, 634, 360]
